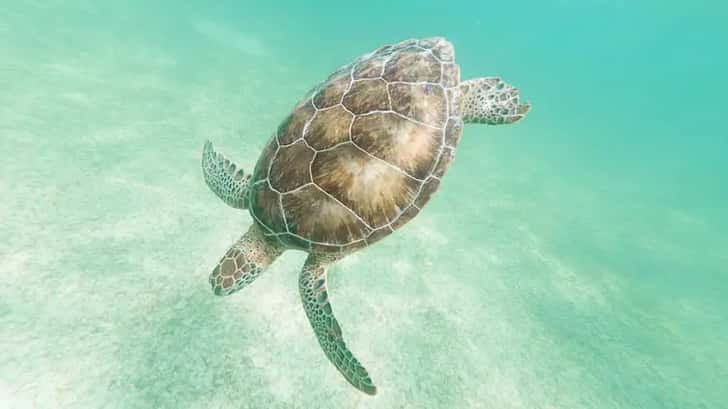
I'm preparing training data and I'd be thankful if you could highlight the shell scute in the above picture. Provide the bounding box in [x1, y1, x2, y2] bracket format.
[383, 48, 441, 83]
[388, 82, 447, 127]
[444, 117, 464, 147]
[314, 74, 350, 109]
[277, 101, 315, 145]
[311, 144, 420, 229]
[353, 58, 386, 79]
[305, 106, 353, 150]
[249, 182, 286, 233]
[269, 140, 314, 192]
[281, 184, 372, 246]
[342, 79, 390, 114]
[351, 113, 441, 180]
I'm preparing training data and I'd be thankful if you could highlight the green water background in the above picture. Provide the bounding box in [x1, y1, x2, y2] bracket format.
[1, 1, 726, 408]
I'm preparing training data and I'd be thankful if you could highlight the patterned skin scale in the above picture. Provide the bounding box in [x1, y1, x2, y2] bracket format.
[201, 37, 530, 395]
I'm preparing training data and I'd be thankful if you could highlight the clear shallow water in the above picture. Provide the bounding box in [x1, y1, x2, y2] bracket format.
[1, 1, 726, 408]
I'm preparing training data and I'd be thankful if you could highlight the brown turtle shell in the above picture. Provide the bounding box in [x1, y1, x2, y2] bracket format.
[249, 37, 464, 253]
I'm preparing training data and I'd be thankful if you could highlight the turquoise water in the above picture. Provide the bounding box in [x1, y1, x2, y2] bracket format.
[1, 1, 726, 408]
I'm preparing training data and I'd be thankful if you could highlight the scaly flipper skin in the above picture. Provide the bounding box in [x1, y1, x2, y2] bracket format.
[460, 77, 531, 125]
[202, 140, 251, 209]
[210, 223, 283, 296]
[299, 254, 377, 395]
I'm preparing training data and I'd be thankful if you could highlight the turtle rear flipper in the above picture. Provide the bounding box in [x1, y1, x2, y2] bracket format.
[460, 77, 531, 125]
[209, 223, 283, 296]
[299, 254, 378, 395]
[202, 140, 251, 209]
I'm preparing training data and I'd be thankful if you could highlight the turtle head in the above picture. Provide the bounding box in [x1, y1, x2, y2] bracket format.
[459, 77, 531, 125]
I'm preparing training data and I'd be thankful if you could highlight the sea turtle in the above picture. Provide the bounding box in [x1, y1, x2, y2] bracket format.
[201, 37, 530, 395]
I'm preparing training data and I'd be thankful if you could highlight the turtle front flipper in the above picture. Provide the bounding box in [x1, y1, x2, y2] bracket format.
[459, 77, 531, 125]
[299, 254, 377, 395]
[201, 140, 251, 209]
